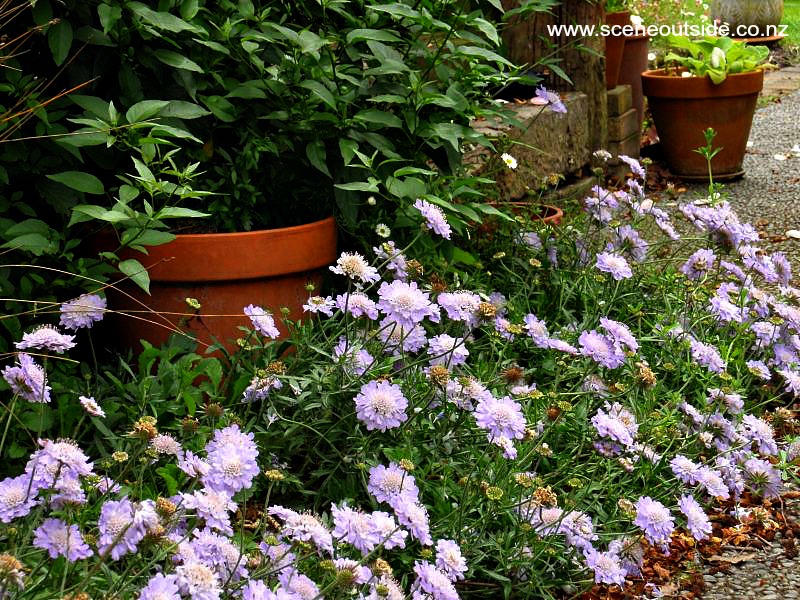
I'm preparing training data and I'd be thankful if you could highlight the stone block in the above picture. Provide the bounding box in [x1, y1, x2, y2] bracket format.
[466, 92, 591, 201]
[608, 130, 640, 162]
[607, 85, 632, 117]
[608, 108, 639, 143]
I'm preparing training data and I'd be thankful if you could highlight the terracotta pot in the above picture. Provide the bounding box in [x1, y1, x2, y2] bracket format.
[605, 10, 630, 90]
[642, 68, 763, 181]
[618, 33, 649, 130]
[477, 203, 563, 237]
[104, 216, 338, 353]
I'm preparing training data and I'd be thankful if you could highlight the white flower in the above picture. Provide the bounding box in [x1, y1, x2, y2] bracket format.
[647, 52, 656, 62]
[710, 47, 726, 69]
[681, 71, 693, 78]
[630, 14, 643, 27]
[501, 153, 518, 170]
[593, 149, 612, 162]
[375, 223, 391, 238]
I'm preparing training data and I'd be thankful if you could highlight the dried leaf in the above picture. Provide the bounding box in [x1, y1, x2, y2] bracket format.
[707, 552, 758, 564]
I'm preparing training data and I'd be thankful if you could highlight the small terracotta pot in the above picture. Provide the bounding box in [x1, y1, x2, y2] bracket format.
[642, 68, 763, 181]
[605, 11, 630, 90]
[476, 203, 563, 237]
[102, 216, 338, 353]
[618, 33, 650, 130]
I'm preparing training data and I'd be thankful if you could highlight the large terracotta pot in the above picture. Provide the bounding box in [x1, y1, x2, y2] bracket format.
[605, 10, 630, 89]
[104, 216, 338, 353]
[618, 32, 649, 131]
[642, 69, 763, 181]
[711, 0, 784, 38]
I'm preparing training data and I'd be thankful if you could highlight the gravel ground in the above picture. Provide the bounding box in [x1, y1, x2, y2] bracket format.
[678, 91, 800, 599]
[686, 90, 800, 269]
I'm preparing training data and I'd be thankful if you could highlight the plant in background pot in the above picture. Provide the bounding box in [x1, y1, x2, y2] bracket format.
[711, 0, 785, 40]
[604, 0, 633, 89]
[642, 36, 771, 181]
[9, 0, 515, 353]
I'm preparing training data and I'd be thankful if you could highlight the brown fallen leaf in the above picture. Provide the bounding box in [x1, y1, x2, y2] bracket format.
[707, 552, 759, 564]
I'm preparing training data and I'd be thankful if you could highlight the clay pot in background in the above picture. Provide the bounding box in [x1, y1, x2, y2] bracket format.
[605, 10, 631, 89]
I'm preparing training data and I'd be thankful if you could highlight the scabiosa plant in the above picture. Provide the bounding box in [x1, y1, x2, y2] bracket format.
[368, 462, 420, 507]
[435, 539, 468, 581]
[0, 474, 39, 523]
[15, 325, 76, 354]
[584, 548, 627, 587]
[244, 304, 281, 339]
[412, 560, 460, 600]
[354, 380, 409, 431]
[579, 330, 626, 369]
[331, 503, 381, 556]
[2, 353, 51, 403]
[336, 291, 379, 320]
[32, 518, 93, 561]
[413, 198, 452, 240]
[79, 395, 105, 417]
[376, 280, 440, 329]
[330, 251, 381, 284]
[97, 497, 145, 560]
[473, 394, 527, 441]
[595, 252, 633, 280]
[633, 496, 674, 551]
[137, 573, 181, 600]
[437, 290, 482, 328]
[427, 334, 469, 366]
[268, 505, 333, 554]
[677, 495, 712, 541]
[59, 293, 107, 330]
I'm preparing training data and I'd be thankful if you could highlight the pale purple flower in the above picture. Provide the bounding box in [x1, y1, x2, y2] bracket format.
[205, 423, 257, 457]
[98, 497, 144, 560]
[333, 338, 373, 377]
[747, 360, 772, 381]
[585, 548, 627, 586]
[377, 280, 440, 329]
[743, 457, 781, 498]
[268, 505, 333, 554]
[595, 252, 633, 280]
[443, 377, 492, 410]
[582, 374, 609, 397]
[599, 318, 639, 352]
[609, 538, 645, 577]
[354, 380, 409, 431]
[244, 305, 280, 339]
[613, 225, 648, 263]
[0, 474, 39, 522]
[303, 295, 335, 316]
[435, 539, 467, 581]
[579, 330, 626, 369]
[772, 252, 792, 285]
[151, 433, 182, 456]
[778, 368, 800, 396]
[634, 496, 674, 551]
[178, 528, 248, 582]
[2, 353, 51, 403]
[243, 374, 282, 402]
[688, 338, 726, 374]
[619, 155, 645, 178]
[427, 334, 469, 366]
[26, 439, 93, 491]
[336, 292, 379, 320]
[474, 395, 527, 440]
[707, 388, 743, 415]
[670, 455, 701, 485]
[680, 249, 716, 280]
[181, 488, 236, 535]
[79, 395, 105, 417]
[368, 463, 419, 506]
[178, 450, 210, 479]
[202, 442, 260, 495]
[331, 503, 380, 556]
[371, 510, 408, 549]
[60, 293, 107, 330]
[523, 313, 550, 346]
[16, 325, 76, 354]
[329, 251, 380, 284]
[489, 433, 518, 459]
[591, 402, 637, 448]
[333, 559, 372, 585]
[521, 231, 543, 250]
[393, 497, 432, 545]
[377, 317, 428, 355]
[413, 561, 459, 600]
[374, 240, 408, 281]
[697, 466, 730, 500]
[413, 199, 452, 239]
[678, 495, 712, 541]
[437, 291, 482, 328]
[535, 86, 567, 113]
[138, 573, 181, 600]
[545, 338, 579, 354]
[739, 414, 778, 455]
[175, 561, 221, 600]
[560, 510, 598, 552]
[33, 518, 92, 561]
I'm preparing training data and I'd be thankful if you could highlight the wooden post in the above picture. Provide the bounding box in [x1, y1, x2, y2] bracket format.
[501, 0, 607, 152]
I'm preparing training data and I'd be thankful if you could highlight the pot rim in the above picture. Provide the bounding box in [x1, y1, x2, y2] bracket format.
[642, 68, 764, 99]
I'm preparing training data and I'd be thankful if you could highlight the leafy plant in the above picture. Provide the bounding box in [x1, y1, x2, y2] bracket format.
[664, 35, 771, 83]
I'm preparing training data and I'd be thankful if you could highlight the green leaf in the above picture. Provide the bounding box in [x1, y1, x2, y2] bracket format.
[368, 3, 420, 18]
[306, 140, 331, 178]
[353, 109, 402, 129]
[226, 82, 267, 99]
[153, 50, 203, 73]
[119, 185, 140, 203]
[48, 20, 73, 66]
[118, 259, 151, 293]
[1, 233, 57, 256]
[339, 139, 358, 165]
[334, 180, 380, 192]
[299, 80, 336, 110]
[473, 18, 500, 45]
[346, 28, 402, 44]
[200, 96, 236, 122]
[456, 45, 513, 66]
[123, 229, 175, 247]
[47, 171, 105, 194]
[97, 4, 122, 34]
[180, 0, 199, 20]
[4, 219, 51, 237]
[297, 30, 325, 54]
[127, 2, 203, 34]
[158, 207, 209, 219]
[156, 467, 179, 496]
[125, 100, 170, 123]
[131, 158, 156, 183]
[150, 124, 201, 142]
[20, 406, 54, 432]
[159, 101, 210, 120]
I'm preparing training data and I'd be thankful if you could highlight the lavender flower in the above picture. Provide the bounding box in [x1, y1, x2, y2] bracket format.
[202, 441, 260, 495]
[16, 325, 76, 354]
[178, 450, 210, 479]
[413, 561, 459, 600]
[678, 495, 712, 541]
[595, 252, 633, 280]
[523, 313, 550, 346]
[368, 463, 419, 506]
[688, 338, 726, 374]
[138, 573, 180, 600]
[633, 496, 674, 551]
[579, 330, 626, 369]
[739, 414, 778, 455]
[79, 395, 105, 417]
[474, 395, 527, 440]
[534, 86, 567, 113]
[427, 334, 469, 366]
[354, 380, 409, 431]
[243, 374, 282, 402]
[371, 510, 408, 549]
[244, 305, 280, 339]
[377, 280, 440, 329]
[59, 293, 106, 330]
[0, 474, 39, 523]
[335, 292, 379, 320]
[374, 241, 408, 281]
[175, 561, 221, 600]
[613, 225, 648, 263]
[393, 497, 433, 545]
[778, 368, 800, 396]
[599, 318, 639, 352]
[330, 251, 380, 284]
[378, 317, 429, 355]
[619, 155, 645, 178]
[585, 548, 627, 587]
[670, 455, 701, 485]
[303, 295, 335, 316]
[413, 199, 452, 239]
[2, 353, 51, 403]
[268, 505, 333, 554]
[98, 497, 145, 560]
[32, 518, 92, 561]
[743, 457, 781, 498]
[706, 388, 744, 415]
[697, 466, 731, 500]
[181, 488, 236, 535]
[437, 291, 482, 328]
[331, 503, 380, 556]
[591, 402, 637, 448]
[680, 249, 716, 280]
[435, 539, 467, 581]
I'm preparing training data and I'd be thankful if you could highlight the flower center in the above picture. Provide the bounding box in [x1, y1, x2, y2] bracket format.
[370, 393, 395, 416]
